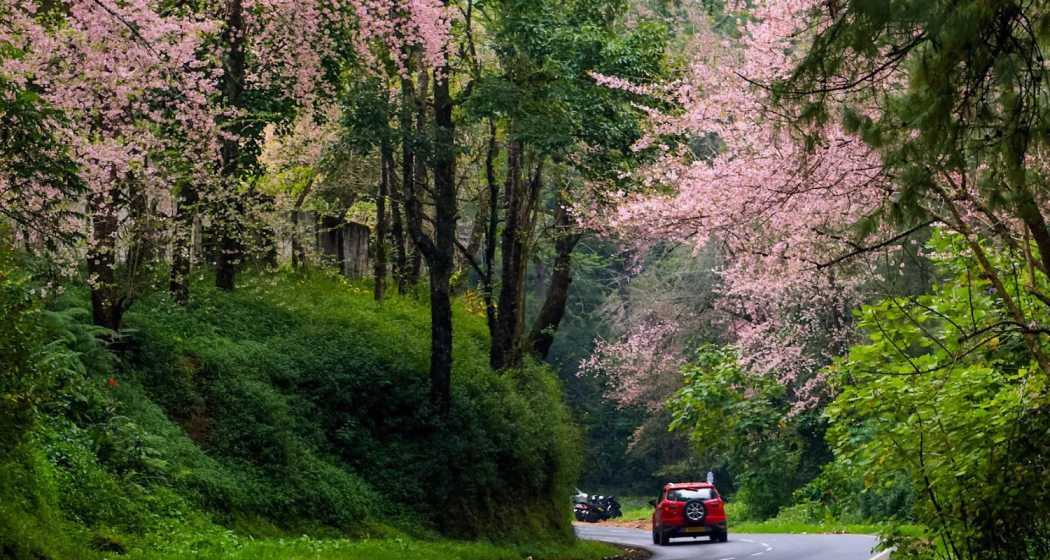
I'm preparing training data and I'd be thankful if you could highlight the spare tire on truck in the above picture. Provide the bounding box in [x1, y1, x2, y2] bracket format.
[683, 499, 706, 523]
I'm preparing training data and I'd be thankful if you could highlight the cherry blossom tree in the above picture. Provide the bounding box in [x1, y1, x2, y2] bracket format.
[3, 0, 221, 329]
[583, 1, 906, 409]
[206, 0, 356, 292]
[340, 0, 464, 411]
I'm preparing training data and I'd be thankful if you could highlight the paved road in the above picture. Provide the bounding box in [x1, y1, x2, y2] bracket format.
[576, 525, 880, 560]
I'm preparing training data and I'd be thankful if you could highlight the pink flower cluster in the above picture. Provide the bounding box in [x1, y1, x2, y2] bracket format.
[582, 0, 899, 410]
[580, 320, 686, 410]
[350, 0, 452, 76]
[2, 0, 222, 234]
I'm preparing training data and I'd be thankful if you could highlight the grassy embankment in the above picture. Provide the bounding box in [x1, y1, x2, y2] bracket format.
[612, 497, 923, 537]
[0, 268, 620, 559]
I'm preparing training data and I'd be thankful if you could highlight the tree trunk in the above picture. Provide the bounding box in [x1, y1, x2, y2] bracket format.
[482, 120, 499, 337]
[88, 186, 125, 332]
[408, 68, 429, 289]
[429, 56, 457, 414]
[374, 141, 392, 301]
[169, 183, 198, 304]
[391, 195, 408, 294]
[395, 77, 414, 294]
[397, 63, 456, 414]
[290, 178, 314, 270]
[491, 143, 543, 371]
[127, 181, 156, 275]
[527, 197, 581, 359]
[409, 234, 423, 285]
[215, 0, 247, 291]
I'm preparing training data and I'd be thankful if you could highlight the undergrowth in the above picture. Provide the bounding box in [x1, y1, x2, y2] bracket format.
[0, 257, 588, 559]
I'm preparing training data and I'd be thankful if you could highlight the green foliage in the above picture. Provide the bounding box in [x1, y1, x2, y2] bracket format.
[0, 250, 588, 556]
[726, 499, 924, 537]
[667, 345, 830, 520]
[0, 237, 110, 451]
[464, 0, 669, 182]
[120, 271, 580, 538]
[119, 528, 620, 560]
[825, 231, 1050, 559]
[0, 64, 84, 244]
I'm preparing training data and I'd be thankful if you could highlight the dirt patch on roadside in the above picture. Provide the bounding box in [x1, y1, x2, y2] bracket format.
[603, 545, 651, 559]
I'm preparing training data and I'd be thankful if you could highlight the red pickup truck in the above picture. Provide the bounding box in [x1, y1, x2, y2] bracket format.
[651, 482, 728, 545]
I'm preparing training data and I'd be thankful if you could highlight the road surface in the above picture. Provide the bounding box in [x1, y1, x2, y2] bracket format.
[576, 524, 880, 560]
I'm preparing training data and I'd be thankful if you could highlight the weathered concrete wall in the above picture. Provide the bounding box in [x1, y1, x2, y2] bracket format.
[342, 222, 369, 278]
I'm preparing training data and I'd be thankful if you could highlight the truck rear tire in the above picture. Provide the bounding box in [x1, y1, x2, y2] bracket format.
[658, 529, 670, 546]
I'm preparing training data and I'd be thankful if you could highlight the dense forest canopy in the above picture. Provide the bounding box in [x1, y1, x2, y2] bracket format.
[3, 0, 1050, 559]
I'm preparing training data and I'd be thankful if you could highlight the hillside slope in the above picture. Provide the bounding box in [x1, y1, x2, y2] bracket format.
[0, 269, 588, 559]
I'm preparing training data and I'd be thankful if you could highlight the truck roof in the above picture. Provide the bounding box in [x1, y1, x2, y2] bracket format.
[664, 482, 714, 489]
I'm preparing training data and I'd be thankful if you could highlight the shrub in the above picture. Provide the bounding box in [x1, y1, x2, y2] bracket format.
[0, 259, 582, 555]
[118, 270, 581, 538]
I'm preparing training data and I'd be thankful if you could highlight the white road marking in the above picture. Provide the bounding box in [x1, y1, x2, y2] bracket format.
[750, 553, 764, 557]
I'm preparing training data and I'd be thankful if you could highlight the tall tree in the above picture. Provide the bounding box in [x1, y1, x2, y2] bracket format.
[5, 0, 220, 330]
[202, 0, 350, 292]
[463, 0, 669, 369]
[427, 49, 457, 410]
[213, 0, 248, 291]
[349, 0, 456, 410]
[527, 192, 582, 359]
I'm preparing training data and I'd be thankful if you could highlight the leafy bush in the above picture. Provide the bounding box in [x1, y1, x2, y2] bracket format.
[118, 271, 580, 538]
[667, 344, 830, 520]
[0, 255, 583, 556]
[826, 232, 1050, 559]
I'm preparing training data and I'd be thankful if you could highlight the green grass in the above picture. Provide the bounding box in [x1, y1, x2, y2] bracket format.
[726, 501, 925, 537]
[731, 519, 887, 535]
[611, 497, 925, 538]
[121, 528, 622, 560]
[616, 496, 654, 522]
[0, 268, 591, 558]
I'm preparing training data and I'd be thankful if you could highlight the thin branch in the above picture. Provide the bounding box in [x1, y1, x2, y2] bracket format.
[815, 220, 937, 270]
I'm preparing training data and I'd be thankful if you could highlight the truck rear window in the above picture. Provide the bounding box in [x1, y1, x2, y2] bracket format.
[667, 488, 715, 501]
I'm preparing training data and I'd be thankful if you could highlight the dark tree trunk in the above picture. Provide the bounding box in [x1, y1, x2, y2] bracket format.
[482, 120, 499, 336]
[215, 0, 247, 291]
[391, 195, 408, 294]
[409, 234, 423, 285]
[429, 58, 457, 414]
[408, 68, 429, 288]
[375, 141, 392, 301]
[1016, 191, 1050, 278]
[290, 178, 314, 270]
[427, 259, 454, 413]
[127, 182, 156, 273]
[527, 197, 581, 359]
[88, 186, 126, 332]
[398, 65, 456, 414]
[169, 184, 198, 304]
[395, 77, 414, 295]
[491, 143, 543, 371]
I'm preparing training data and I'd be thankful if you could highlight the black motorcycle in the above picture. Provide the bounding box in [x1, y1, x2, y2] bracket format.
[572, 489, 622, 522]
